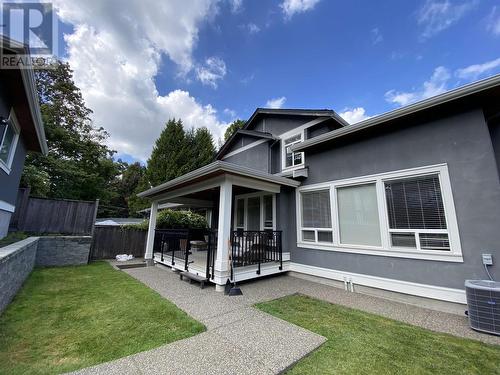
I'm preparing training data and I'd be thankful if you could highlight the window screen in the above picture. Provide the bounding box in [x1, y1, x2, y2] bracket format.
[301, 190, 331, 228]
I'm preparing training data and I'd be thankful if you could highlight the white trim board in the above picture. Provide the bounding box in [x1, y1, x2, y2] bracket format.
[295, 163, 463, 262]
[222, 139, 269, 160]
[0, 200, 15, 213]
[289, 262, 466, 304]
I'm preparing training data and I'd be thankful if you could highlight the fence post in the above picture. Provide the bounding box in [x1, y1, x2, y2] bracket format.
[90, 199, 99, 238]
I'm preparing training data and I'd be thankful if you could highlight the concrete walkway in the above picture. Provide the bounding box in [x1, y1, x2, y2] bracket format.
[71, 264, 500, 374]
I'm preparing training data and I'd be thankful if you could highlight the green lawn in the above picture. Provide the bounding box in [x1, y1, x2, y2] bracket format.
[256, 294, 500, 375]
[0, 262, 205, 375]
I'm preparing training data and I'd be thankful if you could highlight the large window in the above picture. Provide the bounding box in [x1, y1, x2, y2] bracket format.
[0, 110, 20, 173]
[385, 175, 449, 251]
[282, 133, 304, 169]
[337, 183, 381, 246]
[300, 189, 332, 243]
[296, 165, 462, 261]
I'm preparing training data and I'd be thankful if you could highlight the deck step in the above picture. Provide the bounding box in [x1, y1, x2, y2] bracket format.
[180, 271, 208, 289]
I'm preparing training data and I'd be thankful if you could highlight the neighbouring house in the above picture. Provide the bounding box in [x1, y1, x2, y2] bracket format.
[0, 36, 47, 238]
[139, 74, 500, 305]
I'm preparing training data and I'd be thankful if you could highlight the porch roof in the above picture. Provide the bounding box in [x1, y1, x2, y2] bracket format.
[138, 161, 300, 199]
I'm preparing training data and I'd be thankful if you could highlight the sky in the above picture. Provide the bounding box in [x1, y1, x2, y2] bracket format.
[16, 0, 500, 162]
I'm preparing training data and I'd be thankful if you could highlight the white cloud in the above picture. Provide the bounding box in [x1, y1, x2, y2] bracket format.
[266, 96, 287, 109]
[416, 0, 476, 39]
[455, 57, 500, 81]
[229, 0, 243, 14]
[486, 6, 500, 36]
[385, 66, 450, 106]
[242, 23, 261, 34]
[223, 108, 237, 119]
[52, 0, 228, 161]
[371, 27, 383, 45]
[339, 107, 370, 124]
[196, 57, 227, 88]
[280, 0, 321, 19]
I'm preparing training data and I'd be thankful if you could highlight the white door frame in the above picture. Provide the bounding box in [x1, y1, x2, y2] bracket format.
[233, 192, 276, 231]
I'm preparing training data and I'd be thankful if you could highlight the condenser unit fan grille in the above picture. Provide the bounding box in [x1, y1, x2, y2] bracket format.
[465, 280, 500, 336]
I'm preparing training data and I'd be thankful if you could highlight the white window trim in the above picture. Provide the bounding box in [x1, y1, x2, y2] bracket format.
[297, 188, 333, 244]
[234, 191, 276, 231]
[281, 131, 305, 172]
[296, 163, 463, 262]
[0, 109, 20, 175]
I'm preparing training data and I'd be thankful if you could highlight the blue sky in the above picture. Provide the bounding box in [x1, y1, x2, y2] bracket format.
[46, 0, 500, 162]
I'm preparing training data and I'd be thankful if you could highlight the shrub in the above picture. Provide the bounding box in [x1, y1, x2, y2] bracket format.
[124, 209, 208, 231]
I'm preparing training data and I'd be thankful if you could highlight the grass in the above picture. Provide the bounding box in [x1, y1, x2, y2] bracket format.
[0, 262, 205, 375]
[256, 294, 500, 375]
[0, 232, 28, 247]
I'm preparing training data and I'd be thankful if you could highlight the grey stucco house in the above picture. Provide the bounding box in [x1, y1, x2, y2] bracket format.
[139, 74, 500, 305]
[0, 36, 48, 238]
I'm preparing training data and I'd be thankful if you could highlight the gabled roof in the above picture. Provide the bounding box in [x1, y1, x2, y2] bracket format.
[215, 129, 277, 159]
[1, 35, 47, 155]
[293, 74, 500, 152]
[216, 108, 347, 160]
[138, 160, 300, 199]
[244, 108, 349, 129]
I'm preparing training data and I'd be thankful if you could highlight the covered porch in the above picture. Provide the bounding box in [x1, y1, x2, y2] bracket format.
[138, 161, 300, 291]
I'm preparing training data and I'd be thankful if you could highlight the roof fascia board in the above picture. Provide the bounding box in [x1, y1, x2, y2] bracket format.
[293, 74, 500, 152]
[139, 161, 300, 198]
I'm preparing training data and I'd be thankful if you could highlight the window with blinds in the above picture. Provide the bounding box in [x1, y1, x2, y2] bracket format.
[384, 175, 450, 251]
[300, 189, 332, 242]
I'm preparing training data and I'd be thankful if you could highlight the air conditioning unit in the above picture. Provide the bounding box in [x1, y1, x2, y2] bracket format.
[465, 280, 500, 336]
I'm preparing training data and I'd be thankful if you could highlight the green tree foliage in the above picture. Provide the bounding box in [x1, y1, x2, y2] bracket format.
[146, 119, 215, 187]
[21, 61, 122, 216]
[130, 209, 207, 230]
[223, 119, 246, 140]
[126, 168, 151, 217]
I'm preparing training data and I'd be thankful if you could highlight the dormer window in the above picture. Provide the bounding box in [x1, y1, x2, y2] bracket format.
[282, 132, 304, 170]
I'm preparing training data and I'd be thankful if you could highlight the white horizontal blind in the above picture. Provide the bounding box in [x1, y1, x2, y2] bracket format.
[385, 175, 449, 250]
[301, 190, 331, 228]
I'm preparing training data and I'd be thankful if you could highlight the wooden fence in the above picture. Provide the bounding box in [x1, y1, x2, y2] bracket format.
[90, 226, 147, 259]
[10, 188, 99, 235]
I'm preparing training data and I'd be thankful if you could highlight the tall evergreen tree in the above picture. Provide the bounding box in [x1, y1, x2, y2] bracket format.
[145, 121, 216, 188]
[189, 127, 216, 170]
[146, 119, 191, 186]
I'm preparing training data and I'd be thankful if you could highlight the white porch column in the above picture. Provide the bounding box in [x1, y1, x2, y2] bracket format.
[215, 178, 232, 291]
[144, 200, 159, 266]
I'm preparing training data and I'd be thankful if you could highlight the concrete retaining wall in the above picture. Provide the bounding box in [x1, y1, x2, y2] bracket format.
[0, 236, 91, 314]
[36, 236, 91, 267]
[0, 237, 38, 313]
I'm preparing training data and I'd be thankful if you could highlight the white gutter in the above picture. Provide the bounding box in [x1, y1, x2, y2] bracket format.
[293, 73, 500, 152]
[138, 160, 301, 198]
